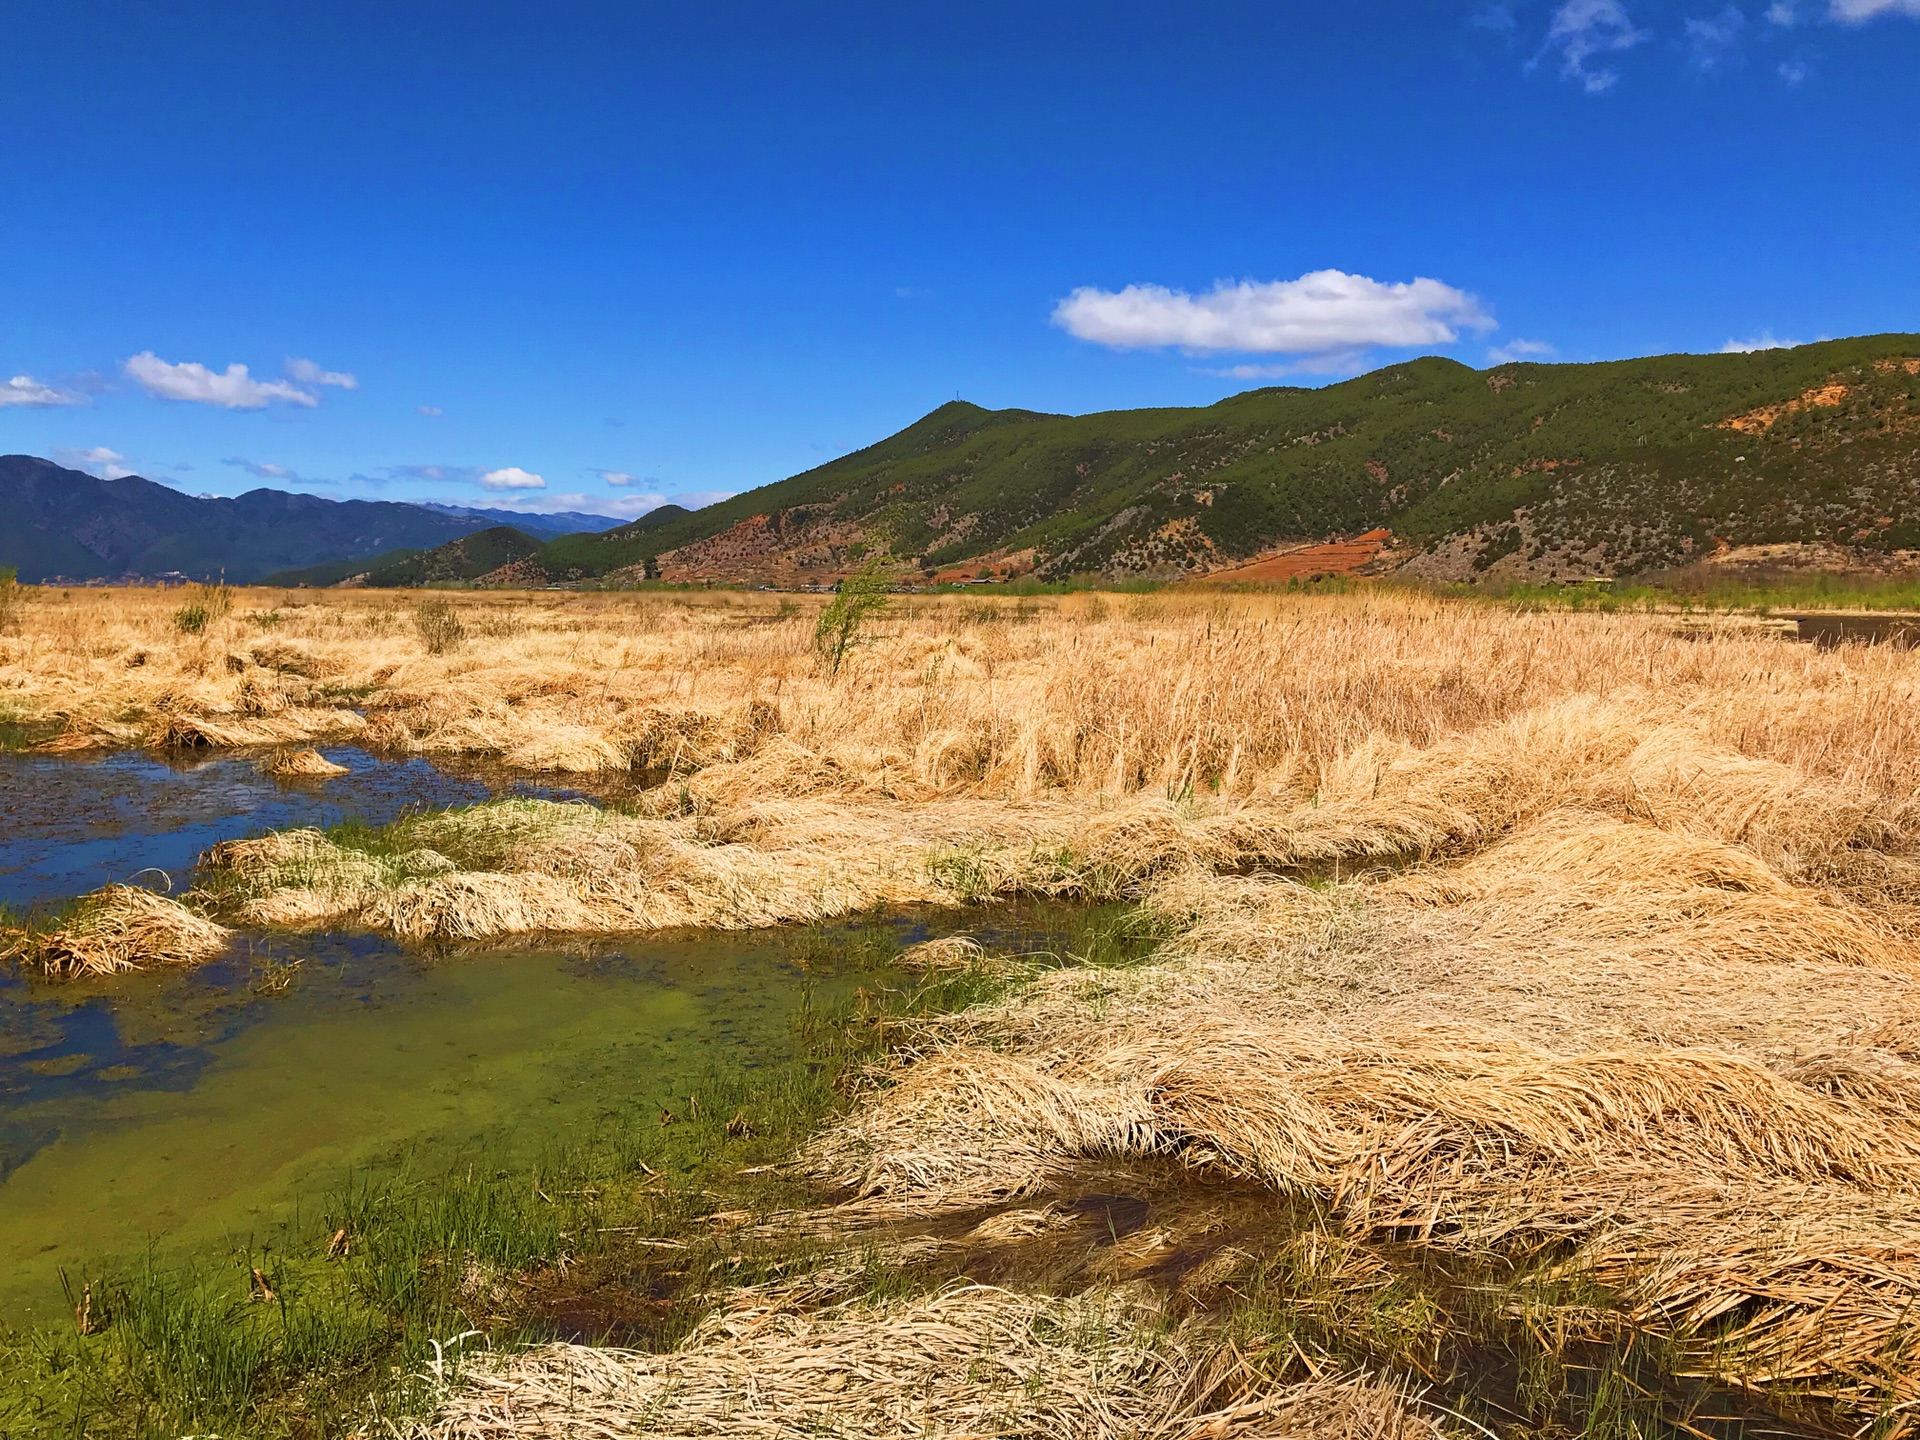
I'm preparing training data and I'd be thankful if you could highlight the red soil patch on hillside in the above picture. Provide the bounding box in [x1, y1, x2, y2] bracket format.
[1193, 530, 1392, 585]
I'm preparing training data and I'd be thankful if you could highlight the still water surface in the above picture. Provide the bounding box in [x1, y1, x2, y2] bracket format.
[0, 749, 1066, 1322]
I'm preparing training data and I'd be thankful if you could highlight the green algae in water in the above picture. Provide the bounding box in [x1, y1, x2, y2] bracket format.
[0, 919, 913, 1322]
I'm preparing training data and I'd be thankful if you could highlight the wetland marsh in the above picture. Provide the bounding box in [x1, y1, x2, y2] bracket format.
[6, 585, 1920, 1438]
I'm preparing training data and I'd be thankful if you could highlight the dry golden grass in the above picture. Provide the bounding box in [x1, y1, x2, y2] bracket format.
[25, 585, 1920, 1418]
[0, 884, 231, 976]
[6, 585, 1920, 805]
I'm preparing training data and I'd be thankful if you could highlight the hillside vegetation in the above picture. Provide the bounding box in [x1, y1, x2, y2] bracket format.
[536, 334, 1920, 585]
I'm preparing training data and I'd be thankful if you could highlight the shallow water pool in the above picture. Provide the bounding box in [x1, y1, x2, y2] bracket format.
[0, 746, 630, 914]
[0, 902, 1100, 1322]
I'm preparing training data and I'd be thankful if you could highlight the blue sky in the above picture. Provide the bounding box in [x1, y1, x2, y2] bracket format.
[2, 0, 1916, 518]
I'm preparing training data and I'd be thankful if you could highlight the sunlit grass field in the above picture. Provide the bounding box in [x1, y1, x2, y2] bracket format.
[8, 582, 1920, 1436]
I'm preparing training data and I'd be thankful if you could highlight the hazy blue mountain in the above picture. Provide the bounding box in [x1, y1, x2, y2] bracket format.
[0, 455, 506, 583]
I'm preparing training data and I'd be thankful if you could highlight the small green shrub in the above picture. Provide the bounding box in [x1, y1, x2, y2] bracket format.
[414, 598, 466, 655]
[813, 555, 892, 675]
[0, 566, 32, 632]
[172, 583, 233, 635]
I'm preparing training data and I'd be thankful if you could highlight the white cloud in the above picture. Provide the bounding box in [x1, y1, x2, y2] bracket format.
[1831, 0, 1920, 17]
[1685, 6, 1746, 69]
[479, 466, 545, 491]
[598, 470, 665, 487]
[417, 405, 444, 417]
[1779, 58, 1809, 82]
[0, 374, 85, 407]
[124, 352, 318, 408]
[57, 446, 137, 480]
[1540, 0, 1648, 92]
[1487, 339, 1557, 364]
[1721, 331, 1804, 352]
[1052, 269, 1494, 359]
[284, 357, 358, 390]
[1766, 1, 1798, 23]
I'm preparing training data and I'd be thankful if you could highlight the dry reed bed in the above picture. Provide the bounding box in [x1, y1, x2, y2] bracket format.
[6, 586, 1920, 806]
[806, 801, 1920, 1409]
[175, 690, 1920, 952]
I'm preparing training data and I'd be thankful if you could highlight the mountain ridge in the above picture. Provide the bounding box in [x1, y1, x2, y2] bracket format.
[0, 455, 620, 583]
[535, 334, 1920, 586]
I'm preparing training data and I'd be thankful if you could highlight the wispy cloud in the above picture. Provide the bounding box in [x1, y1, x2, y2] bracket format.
[1487, 338, 1558, 364]
[1685, 6, 1747, 69]
[1766, 1, 1798, 24]
[284, 357, 358, 390]
[56, 446, 137, 480]
[396, 464, 466, 484]
[1053, 269, 1493, 363]
[221, 456, 296, 480]
[1202, 351, 1376, 380]
[395, 462, 552, 490]
[1722, 331, 1804, 352]
[0, 374, 86, 408]
[1536, 0, 1649, 92]
[124, 352, 319, 409]
[1830, 0, 1920, 18]
[417, 405, 444, 417]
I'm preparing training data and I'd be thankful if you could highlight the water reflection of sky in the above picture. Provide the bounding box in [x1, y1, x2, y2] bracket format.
[0, 747, 617, 914]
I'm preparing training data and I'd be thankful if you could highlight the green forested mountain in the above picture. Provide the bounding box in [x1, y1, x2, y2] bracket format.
[534, 334, 1920, 584]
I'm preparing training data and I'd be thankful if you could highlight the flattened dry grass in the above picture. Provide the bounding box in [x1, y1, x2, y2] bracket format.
[415, 1284, 1447, 1440]
[776, 705, 1920, 1416]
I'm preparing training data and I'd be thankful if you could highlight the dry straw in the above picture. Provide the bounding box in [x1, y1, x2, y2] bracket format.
[262, 747, 350, 777]
[0, 885, 230, 976]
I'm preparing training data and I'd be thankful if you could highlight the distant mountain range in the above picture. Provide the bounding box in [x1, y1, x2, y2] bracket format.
[412, 503, 631, 538]
[11, 334, 1920, 590]
[0, 455, 624, 583]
